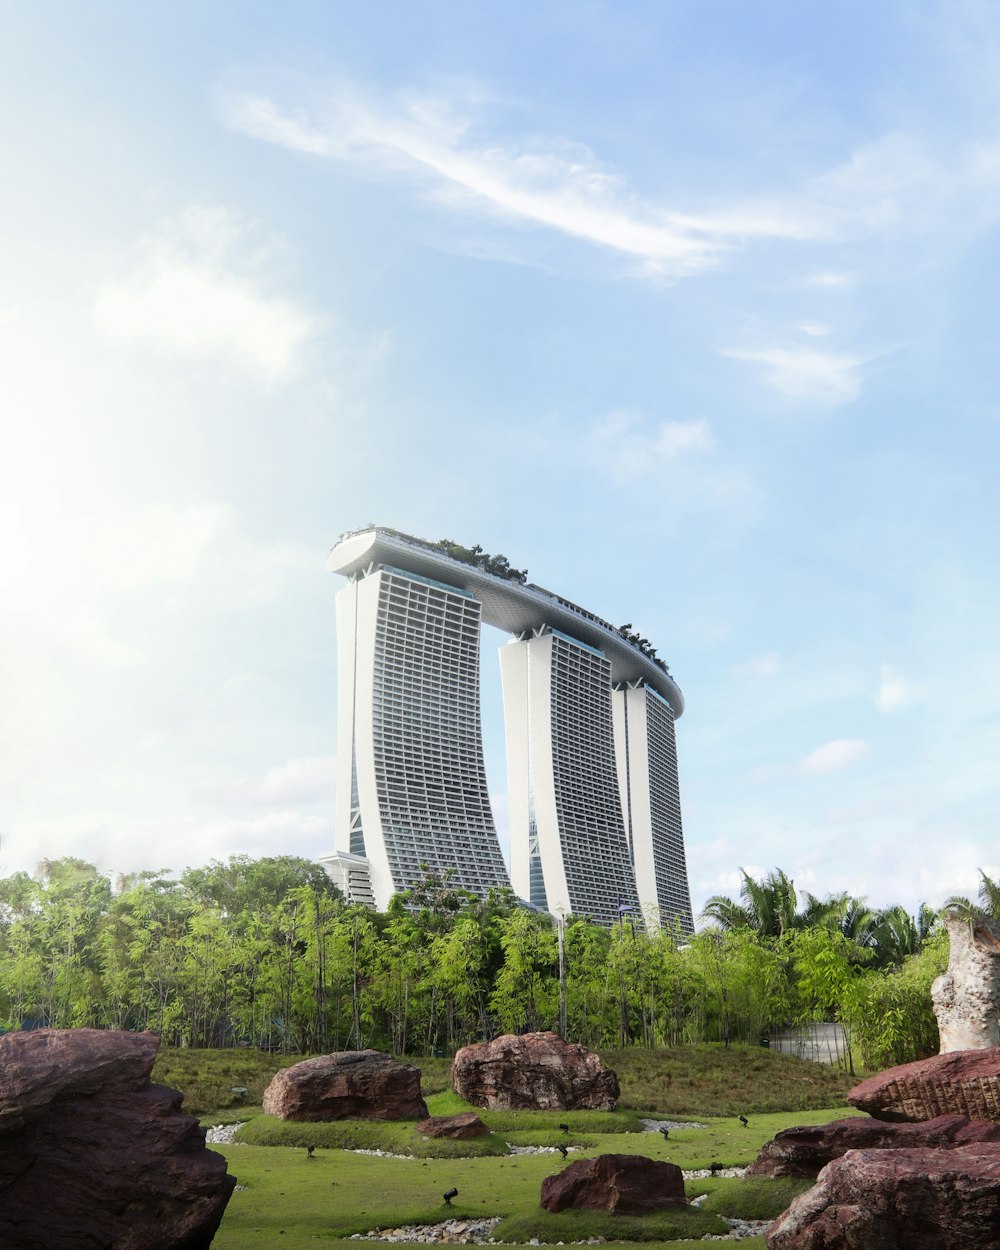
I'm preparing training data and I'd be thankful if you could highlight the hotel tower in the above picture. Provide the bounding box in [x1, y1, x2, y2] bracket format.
[323, 527, 693, 933]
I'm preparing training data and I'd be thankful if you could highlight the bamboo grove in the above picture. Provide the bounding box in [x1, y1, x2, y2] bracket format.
[2, 856, 994, 1071]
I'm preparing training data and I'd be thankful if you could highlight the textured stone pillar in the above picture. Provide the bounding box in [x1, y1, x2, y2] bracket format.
[931, 914, 1000, 1052]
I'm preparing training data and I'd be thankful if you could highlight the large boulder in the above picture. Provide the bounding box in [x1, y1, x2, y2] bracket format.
[541, 1153, 685, 1214]
[848, 1048, 1000, 1122]
[452, 1032, 619, 1111]
[262, 1049, 428, 1121]
[765, 1144, 1000, 1249]
[0, 1027, 235, 1250]
[748, 1113, 1000, 1179]
[415, 1112, 488, 1139]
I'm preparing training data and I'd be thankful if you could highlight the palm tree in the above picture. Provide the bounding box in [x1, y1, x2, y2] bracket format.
[943, 869, 1000, 921]
[700, 868, 798, 938]
[869, 903, 938, 968]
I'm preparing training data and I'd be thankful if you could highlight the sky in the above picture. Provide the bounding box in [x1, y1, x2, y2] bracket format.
[2, 0, 1000, 921]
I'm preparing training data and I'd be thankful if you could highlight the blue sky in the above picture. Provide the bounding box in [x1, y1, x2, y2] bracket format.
[3, 1, 1000, 918]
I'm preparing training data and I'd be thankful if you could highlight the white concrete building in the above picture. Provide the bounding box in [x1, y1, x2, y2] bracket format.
[323, 527, 693, 932]
[500, 628, 641, 928]
[321, 563, 510, 909]
[612, 682, 693, 931]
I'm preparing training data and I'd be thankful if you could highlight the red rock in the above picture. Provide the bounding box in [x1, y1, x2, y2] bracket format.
[0, 1028, 235, 1250]
[451, 1032, 619, 1111]
[766, 1144, 1000, 1249]
[748, 1113, 1000, 1179]
[262, 1049, 428, 1121]
[415, 1112, 488, 1139]
[541, 1153, 686, 1214]
[848, 1047, 1000, 1122]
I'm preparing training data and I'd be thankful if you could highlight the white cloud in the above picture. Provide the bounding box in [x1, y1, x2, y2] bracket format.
[722, 345, 868, 406]
[799, 322, 830, 337]
[876, 663, 916, 714]
[94, 207, 317, 382]
[798, 739, 870, 775]
[588, 411, 714, 478]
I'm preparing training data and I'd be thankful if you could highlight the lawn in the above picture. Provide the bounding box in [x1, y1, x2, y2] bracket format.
[157, 1044, 860, 1249]
[209, 1109, 837, 1249]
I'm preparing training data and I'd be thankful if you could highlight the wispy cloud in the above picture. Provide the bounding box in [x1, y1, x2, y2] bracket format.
[721, 345, 870, 406]
[225, 90, 872, 279]
[589, 411, 715, 477]
[799, 739, 870, 775]
[94, 206, 318, 382]
[221, 87, 1000, 289]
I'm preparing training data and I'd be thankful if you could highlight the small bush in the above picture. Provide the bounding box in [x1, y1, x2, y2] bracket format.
[699, 1176, 812, 1220]
[496, 1205, 728, 1242]
[234, 1114, 509, 1157]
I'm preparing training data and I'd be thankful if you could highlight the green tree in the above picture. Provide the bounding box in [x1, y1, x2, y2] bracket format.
[489, 908, 557, 1033]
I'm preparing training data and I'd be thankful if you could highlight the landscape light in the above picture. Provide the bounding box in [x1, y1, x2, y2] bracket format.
[739, 1116, 749, 1128]
[659, 1128, 669, 1141]
[557, 1144, 568, 1158]
[559, 1123, 570, 1134]
[443, 1188, 458, 1206]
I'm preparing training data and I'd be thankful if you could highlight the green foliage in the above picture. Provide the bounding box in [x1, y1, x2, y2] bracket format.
[0, 854, 952, 1068]
[845, 928, 948, 1069]
[433, 539, 528, 583]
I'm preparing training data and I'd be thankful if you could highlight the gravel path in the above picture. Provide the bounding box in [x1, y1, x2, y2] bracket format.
[205, 1123, 245, 1145]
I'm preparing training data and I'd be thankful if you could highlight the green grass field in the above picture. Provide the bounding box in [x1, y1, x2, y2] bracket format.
[159, 1044, 859, 1250]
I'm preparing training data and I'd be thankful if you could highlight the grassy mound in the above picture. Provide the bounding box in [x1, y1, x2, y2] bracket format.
[234, 1114, 509, 1157]
[494, 1205, 729, 1242]
[155, 1040, 857, 1119]
[697, 1175, 813, 1221]
[605, 1043, 857, 1115]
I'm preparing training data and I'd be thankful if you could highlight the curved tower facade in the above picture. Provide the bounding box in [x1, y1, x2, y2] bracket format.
[326, 564, 511, 909]
[324, 527, 693, 933]
[501, 630, 640, 928]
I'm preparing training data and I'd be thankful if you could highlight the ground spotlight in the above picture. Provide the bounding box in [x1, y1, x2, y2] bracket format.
[443, 1188, 458, 1206]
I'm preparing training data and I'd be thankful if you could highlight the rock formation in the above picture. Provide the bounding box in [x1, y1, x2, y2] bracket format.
[262, 1049, 428, 1121]
[765, 1144, 1000, 1249]
[414, 1112, 488, 1139]
[540, 1153, 686, 1214]
[931, 914, 1000, 1052]
[451, 1032, 619, 1111]
[847, 1047, 1000, 1122]
[0, 1027, 235, 1250]
[748, 1113, 1000, 1179]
